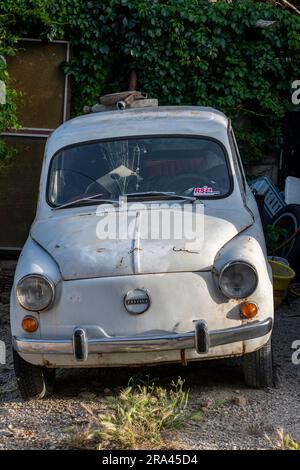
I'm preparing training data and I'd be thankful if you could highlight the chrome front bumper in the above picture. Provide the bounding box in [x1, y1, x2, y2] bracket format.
[13, 318, 273, 362]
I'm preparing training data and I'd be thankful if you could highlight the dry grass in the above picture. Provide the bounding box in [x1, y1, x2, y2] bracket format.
[267, 428, 300, 450]
[72, 376, 189, 450]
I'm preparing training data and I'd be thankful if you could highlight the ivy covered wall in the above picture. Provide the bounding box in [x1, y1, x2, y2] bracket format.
[0, 0, 299, 166]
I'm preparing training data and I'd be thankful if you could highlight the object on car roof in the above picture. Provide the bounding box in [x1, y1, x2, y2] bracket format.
[83, 91, 158, 114]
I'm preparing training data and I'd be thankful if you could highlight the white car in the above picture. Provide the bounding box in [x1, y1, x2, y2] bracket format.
[10, 106, 274, 399]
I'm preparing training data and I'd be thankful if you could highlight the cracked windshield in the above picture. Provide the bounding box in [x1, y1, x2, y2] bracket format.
[48, 137, 231, 206]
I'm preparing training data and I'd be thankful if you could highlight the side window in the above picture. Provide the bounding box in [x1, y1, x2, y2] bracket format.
[228, 128, 246, 193]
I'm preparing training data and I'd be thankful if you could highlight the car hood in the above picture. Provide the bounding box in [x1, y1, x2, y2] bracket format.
[31, 203, 253, 280]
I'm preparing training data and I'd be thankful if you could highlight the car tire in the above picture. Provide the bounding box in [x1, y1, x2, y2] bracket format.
[13, 350, 55, 400]
[243, 339, 273, 388]
[271, 204, 300, 272]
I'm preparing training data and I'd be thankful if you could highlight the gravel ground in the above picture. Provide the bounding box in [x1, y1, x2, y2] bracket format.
[0, 259, 299, 450]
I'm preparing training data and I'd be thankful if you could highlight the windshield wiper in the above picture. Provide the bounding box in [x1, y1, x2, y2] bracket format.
[53, 193, 116, 210]
[53, 191, 197, 210]
[124, 191, 196, 202]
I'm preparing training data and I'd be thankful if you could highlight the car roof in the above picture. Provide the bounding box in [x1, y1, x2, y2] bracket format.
[46, 106, 230, 157]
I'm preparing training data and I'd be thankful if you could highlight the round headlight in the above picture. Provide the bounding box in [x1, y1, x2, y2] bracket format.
[16, 275, 55, 311]
[219, 261, 258, 299]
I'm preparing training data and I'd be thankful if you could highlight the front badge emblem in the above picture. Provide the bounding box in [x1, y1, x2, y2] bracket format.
[124, 289, 150, 315]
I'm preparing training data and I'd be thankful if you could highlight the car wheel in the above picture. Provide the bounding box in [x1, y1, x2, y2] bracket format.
[271, 204, 300, 272]
[13, 350, 55, 400]
[243, 339, 273, 388]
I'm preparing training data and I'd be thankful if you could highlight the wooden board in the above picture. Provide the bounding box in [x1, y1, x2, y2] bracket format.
[0, 136, 46, 249]
[0, 39, 71, 251]
[6, 40, 70, 130]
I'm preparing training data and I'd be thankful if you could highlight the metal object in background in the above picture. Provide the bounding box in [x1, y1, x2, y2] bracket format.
[249, 176, 286, 222]
[285, 176, 300, 205]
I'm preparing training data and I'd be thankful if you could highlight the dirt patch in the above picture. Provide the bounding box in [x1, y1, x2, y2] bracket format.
[0, 260, 299, 449]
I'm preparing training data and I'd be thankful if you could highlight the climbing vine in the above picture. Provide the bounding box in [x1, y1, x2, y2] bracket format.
[0, 0, 299, 166]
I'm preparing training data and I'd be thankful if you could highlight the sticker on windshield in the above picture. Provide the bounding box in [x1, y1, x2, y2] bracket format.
[193, 187, 220, 196]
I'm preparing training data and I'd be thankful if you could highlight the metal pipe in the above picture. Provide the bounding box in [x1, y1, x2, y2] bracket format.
[117, 100, 126, 110]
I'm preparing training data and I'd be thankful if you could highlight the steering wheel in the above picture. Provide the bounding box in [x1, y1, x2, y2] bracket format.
[58, 168, 111, 198]
[83, 180, 112, 198]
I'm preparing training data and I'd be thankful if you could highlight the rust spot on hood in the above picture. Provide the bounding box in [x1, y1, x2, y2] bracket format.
[116, 256, 124, 268]
[128, 247, 142, 254]
[173, 247, 200, 254]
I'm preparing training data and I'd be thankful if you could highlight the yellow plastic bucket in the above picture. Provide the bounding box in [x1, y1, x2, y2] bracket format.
[268, 260, 296, 308]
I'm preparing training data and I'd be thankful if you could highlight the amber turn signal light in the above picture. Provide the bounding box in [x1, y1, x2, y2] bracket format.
[241, 302, 258, 319]
[22, 316, 39, 333]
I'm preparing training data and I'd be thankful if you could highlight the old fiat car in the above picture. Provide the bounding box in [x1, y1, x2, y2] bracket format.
[11, 106, 274, 399]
